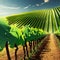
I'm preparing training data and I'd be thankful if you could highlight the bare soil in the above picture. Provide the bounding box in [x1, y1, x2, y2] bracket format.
[0, 34, 60, 60]
[31, 34, 60, 60]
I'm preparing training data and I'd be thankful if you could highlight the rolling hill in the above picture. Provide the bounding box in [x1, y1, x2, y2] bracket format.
[7, 7, 60, 33]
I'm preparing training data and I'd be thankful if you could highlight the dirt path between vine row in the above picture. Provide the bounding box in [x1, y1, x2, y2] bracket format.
[0, 34, 60, 60]
[31, 34, 60, 60]
[40, 34, 60, 60]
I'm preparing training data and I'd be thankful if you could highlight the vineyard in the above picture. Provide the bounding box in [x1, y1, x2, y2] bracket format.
[7, 7, 60, 33]
[0, 6, 60, 60]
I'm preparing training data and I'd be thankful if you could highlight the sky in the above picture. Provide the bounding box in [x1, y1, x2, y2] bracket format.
[0, 0, 60, 17]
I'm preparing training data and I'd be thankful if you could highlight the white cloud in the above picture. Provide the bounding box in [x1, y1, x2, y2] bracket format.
[41, 2, 45, 5]
[44, 0, 49, 3]
[0, 12, 7, 14]
[0, 5, 20, 16]
[35, 3, 45, 7]
[0, 5, 20, 10]
[40, 2, 45, 6]
[0, 12, 9, 16]
[24, 5, 31, 9]
[35, 0, 49, 7]
[36, 4, 40, 7]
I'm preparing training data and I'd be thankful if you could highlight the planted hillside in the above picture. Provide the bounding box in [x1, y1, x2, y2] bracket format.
[7, 7, 60, 33]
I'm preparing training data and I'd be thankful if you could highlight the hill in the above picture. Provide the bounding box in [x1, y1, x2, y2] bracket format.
[7, 7, 60, 33]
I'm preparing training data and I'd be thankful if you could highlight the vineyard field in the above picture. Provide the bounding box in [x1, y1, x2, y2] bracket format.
[7, 7, 60, 33]
[0, 6, 60, 60]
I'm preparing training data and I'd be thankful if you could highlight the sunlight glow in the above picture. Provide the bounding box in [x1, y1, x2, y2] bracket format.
[44, 0, 49, 3]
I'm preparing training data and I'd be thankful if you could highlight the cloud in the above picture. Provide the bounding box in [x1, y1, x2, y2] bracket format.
[36, 4, 40, 7]
[35, 3, 45, 7]
[0, 12, 9, 16]
[40, 0, 49, 6]
[0, 12, 7, 14]
[35, 0, 49, 7]
[40, 2, 45, 6]
[44, 0, 49, 3]
[0, 5, 20, 16]
[24, 5, 31, 9]
[0, 5, 20, 10]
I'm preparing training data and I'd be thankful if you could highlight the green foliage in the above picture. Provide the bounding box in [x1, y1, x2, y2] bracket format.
[3, 23, 45, 47]
[0, 18, 10, 51]
[59, 27, 60, 32]
[10, 24, 46, 46]
[10, 24, 25, 46]
[0, 17, 46, 51]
